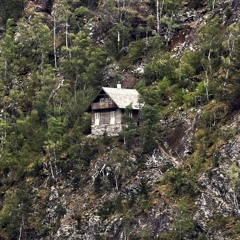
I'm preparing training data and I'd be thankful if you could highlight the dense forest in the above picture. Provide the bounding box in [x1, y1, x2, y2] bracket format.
[0, 0, 240, 239]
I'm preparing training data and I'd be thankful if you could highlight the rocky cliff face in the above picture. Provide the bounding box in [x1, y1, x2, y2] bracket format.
[195, 117, 240, 239]
[38, 110, 240, 240]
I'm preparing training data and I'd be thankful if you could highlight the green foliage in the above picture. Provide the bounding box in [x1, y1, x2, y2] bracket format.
[198, 16, 224, 71]
[75, 6, 94, 24]
[46, 117, 67, 142]
[138, 178, 150, 199]
[137, 124, 155, 154]
[60, 30, 106, 89]
[139, 226, 152, 240]
[106, 22, 131, 59]
[228, 163, 240, 193]
[144, 52, 178, 85]
[98, 195, 122, 219]
[172, 199, 197, 239]
[181, 51, 202, 74]
[163, 167, 199, 196]
[175, 61, 195, 84]
[198, 102, 228, 130]
[147, 35, 166, 56]
[163, 0, 186, 13]
[0, 0, 24, 24]
[224, 6, 233, 19]
[0, 186, 33, 239]
[208, 215, 240, 238]
[160, 199, 201, 240]
[0, 0, 240, 238]
[73, 0, 99, 9]
[187, 0, 206, 9]
[121, 39, 147, 67]
[94, 174, 102, 194]
[227, 26, 240, 109]
[120, 126, 140, 149]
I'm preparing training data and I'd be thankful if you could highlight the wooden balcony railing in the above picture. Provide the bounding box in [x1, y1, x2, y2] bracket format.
[91, 102, 116, 110]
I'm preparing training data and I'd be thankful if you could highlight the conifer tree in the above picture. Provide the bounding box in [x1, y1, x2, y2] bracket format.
[198, 16, 223, 101]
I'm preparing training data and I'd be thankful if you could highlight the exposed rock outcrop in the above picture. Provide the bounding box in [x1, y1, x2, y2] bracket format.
[25, 0, 53, 15]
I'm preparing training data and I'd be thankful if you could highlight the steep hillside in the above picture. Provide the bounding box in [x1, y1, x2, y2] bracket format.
[0, 0, 240, 239]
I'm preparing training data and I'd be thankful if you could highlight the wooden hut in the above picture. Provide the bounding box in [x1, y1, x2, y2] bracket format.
[87, 84, 141, 136]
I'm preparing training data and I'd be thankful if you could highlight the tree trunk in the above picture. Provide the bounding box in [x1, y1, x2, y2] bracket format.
[65, 19, 71, 58]
[212, 0, 216, 10]
[18, 216, 24, 240]
[156, 0, 160, 35]
[4, 60, 7, 81]
[53, 12, 58, 69]
[204, 70, 209, 102]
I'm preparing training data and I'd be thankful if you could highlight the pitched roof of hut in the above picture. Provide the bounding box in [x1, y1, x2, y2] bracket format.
[102, 87, 141, 110]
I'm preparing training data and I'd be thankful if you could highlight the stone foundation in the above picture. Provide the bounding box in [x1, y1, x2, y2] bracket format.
[91, 124, 122, 136]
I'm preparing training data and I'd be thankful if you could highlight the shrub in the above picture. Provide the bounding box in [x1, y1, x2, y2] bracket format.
[98, 195, 122, 219]
[163, 168, 199, 196]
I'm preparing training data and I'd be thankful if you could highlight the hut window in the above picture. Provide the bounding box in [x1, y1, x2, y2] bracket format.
[95, 112, 100, 125]
[110, 111, 115, 124]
